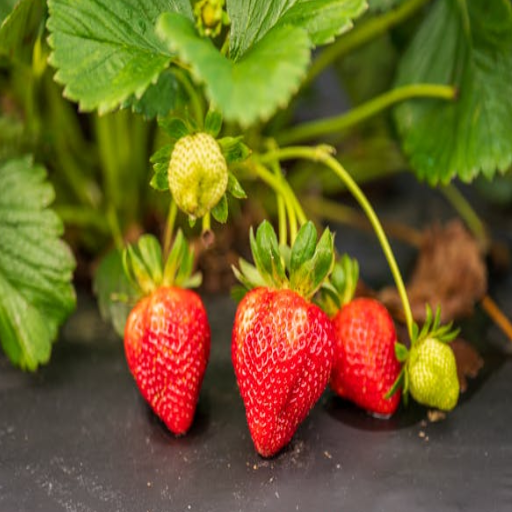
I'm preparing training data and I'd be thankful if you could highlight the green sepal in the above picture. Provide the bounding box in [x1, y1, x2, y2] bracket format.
[394, 342, 409, 363]
[205, 108, 223, 137]
[150, 144, 173, 191]
[251, 221, 287, 287]
[158, 117, 190, 139]
[231, 284, 248, 303]
[289, 221, 317, 274]
[385, 367, 405, 400]
[218, 136, 251, 163]
[150, 162, 170, 191]
[211, 194, 228, 223]
[227, 172, 247, 199]
[122, 235, 163, 296]
[289, 225, 335, 300]
[330, 254, 359, 307]
[412, 304, 460, 346]
[316, 281, 342, 318]
[150, 143, 174, 164]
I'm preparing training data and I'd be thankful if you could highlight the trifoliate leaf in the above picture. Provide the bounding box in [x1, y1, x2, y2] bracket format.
[0, 156, 76, 370]
[93, 248, 138, 338]
[123, 69, 186, 120]
[0, 0, 43, 65]
[47, 0, 193, 114]
[157, 13, 311, 126]
[394, 0, 512, 184]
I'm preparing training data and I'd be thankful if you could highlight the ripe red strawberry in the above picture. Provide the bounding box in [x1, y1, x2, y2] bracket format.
[321, 256, 401, 417]
[232, 221, 335, 457]
[331, 297, 401, 417]
[122, 232, 210, 435]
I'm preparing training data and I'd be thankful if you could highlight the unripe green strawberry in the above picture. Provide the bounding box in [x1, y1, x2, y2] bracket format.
[408, 337, 459, 411]
[168, 132, 228, 219]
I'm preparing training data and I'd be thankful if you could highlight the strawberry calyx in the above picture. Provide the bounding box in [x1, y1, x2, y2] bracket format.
[150, 110, 250, 224]
[386, 305, 460, 407]
[317, 254, 359, 317]
[232, 220, 335, 301]
[122, 231, 201, 297]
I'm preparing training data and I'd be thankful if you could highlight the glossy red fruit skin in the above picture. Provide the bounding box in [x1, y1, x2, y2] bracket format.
[124, 287, 210, 435]
[232, 288, 334, 457]
[331, 297, 400, 417]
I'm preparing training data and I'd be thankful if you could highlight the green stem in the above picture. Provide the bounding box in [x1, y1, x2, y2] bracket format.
[440, 184, 489, 249]
[277, 84, 457, 146]
[106, 205, 124, 251]
[260, 146, 414, 340]
[270, 160, 288, 246]
[174, 69, 204, 126]
[202, 212, 211, 232]
[163, 199, 178, 257]
[305, 0, 431, 86]
[250, 160, 307, 230]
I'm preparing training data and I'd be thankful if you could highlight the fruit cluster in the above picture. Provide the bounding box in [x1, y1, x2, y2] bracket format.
[123, 220, 460, 457]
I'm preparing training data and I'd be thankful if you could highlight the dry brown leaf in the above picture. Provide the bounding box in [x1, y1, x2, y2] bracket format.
[380, 220, 487, 323]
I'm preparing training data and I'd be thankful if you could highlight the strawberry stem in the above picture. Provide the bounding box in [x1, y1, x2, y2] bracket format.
[249, 160, 307, 243]
[163, 198, 178, 258]
[276, 84, 457, 146]
[260, 145, 415, 341]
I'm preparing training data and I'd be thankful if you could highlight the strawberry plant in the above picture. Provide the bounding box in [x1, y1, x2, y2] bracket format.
[1, 0, 512, 456]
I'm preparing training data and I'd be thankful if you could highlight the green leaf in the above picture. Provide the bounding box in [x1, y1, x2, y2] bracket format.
[394, 0, 512, 183]
[277, 0, 368, 46]
[0, 156, 76, 370]
[123, 69, 186, 119]
[205, 108, 223, 137]
[227, 0, 366, 59]
[289, 221, 317, 273]
[211, 194, 228, 223]
[0, 0, 44, 65]
[227, 0, 296, 60]
[157, 13, 311, 126]
[226, 172, 247, 199]
[93, 248, 138, 338]
[218, 137, 251, 163]
[47, 0, 193, 114]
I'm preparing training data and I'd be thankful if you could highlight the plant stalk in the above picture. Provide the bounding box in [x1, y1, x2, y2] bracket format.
[277, 84, 457, 145]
